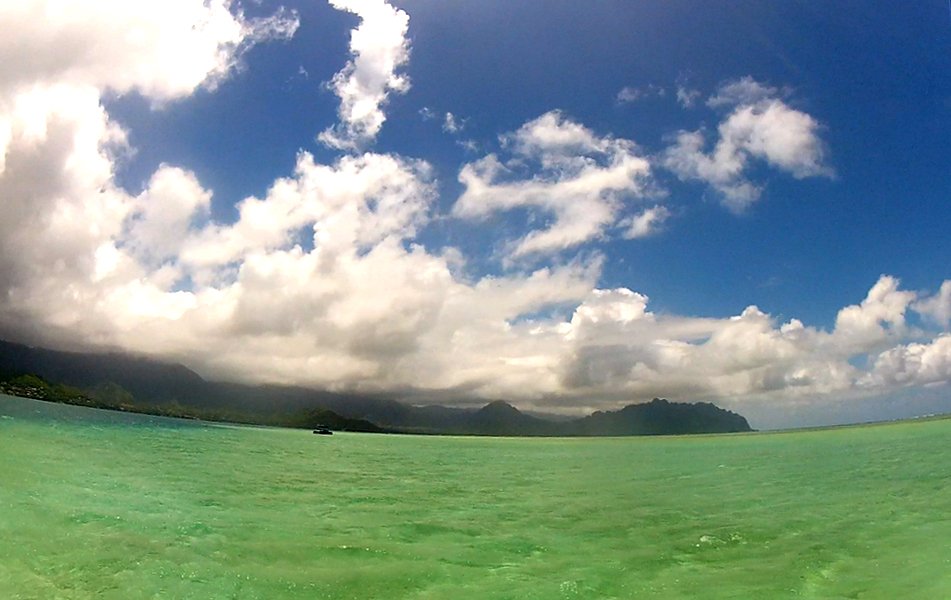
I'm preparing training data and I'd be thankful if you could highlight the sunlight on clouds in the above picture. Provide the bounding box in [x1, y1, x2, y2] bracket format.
[622, 205, 670, 239]
[0, 2, 949, 416]
[914, 281, 951, 328]
[127, 167, 212, 265]
[663, 77, 831, 211]
[453, 111, 654, 257]
[318, 0, 411, 150]
[706, 76, 779, 109]
[831, 275, 916, 353]
[0, 0, 297, 103]
[0, 0, 296, 344]
[558, 295, 858, 402]
[864, 334, 951, 388]
[179, 152, 434, 273]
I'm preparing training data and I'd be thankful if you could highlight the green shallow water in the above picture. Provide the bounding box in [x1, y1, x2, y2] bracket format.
[1, 394, 950, 599]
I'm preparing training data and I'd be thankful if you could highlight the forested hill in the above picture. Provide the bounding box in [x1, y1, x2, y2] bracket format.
[0, 339, 751, 435]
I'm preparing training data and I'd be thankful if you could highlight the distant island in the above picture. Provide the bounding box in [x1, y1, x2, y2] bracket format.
[0, 340, 752, 436]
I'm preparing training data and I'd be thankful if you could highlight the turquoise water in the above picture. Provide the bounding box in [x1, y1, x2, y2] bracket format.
[1, 394, 950, 599]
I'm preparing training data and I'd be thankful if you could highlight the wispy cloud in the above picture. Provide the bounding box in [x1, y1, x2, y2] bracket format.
[622, 206, 671, 239]
[0, 2, 949, 420]
[616, 84, 666, 104]
[674, 73, 701, 108]
[676, 85, 701, 108]
[706, 76, 780, 108]
[443, 111, 464, 134]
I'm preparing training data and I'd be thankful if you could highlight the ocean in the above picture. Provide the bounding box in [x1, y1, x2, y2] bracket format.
[1, 393, 949, 598]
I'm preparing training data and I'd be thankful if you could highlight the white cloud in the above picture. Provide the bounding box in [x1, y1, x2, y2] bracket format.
[179, 152, 434, 274]
[616, 84, 665, 104]
[622, 205, 670, 239]
[555, 292, 858, 403]
[676, 85, 701, 108]
[914, 281, 951, 328]
[443, 112, 463, 134]
[457, 139, 480, 153]
[831, 275, 916, 352]
[453, 111, 654, 257]
[126, 167, 212, 265]
[0, 0, 297, 105]
[663, 77, 831, 211]
[724, 102, 831, 178]
[546, 275, 951, 409]
[318, 0, 411, 151]
[0, 0, 296, 346]
[2, 3, 950, 422]
[864, 334, 951, 388]
[706, 76, 778, 108]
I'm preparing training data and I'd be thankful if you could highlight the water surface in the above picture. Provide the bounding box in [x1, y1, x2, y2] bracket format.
[1, 394, 949, 598]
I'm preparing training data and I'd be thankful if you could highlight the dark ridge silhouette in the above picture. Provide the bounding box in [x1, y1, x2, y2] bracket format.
[0, 339, 205, 404]
[563, 398, 752, 436]
[0, 339, 751, 436]
[465, 400, 554, 436]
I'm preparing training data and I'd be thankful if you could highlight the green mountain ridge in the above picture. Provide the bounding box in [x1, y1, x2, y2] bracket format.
[0, 339, 752, 436]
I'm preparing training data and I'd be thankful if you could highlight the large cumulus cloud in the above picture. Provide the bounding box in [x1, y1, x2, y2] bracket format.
[0, 1, 949, 423]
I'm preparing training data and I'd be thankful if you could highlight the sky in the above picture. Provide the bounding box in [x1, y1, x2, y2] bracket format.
[1, 0, 950, 429]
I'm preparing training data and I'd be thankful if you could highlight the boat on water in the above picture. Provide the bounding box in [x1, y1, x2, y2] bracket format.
[312, 426, 333, 435]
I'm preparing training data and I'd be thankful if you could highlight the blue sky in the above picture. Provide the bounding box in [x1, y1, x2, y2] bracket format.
[1, 0, 950, 428]
[107, 0, 951, 324]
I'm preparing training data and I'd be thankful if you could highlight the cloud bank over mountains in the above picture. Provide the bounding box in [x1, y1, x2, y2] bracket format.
[0, 0, 948, 422]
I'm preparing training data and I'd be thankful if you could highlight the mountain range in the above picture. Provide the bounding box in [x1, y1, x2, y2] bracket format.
[0, 339, 752, 436]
